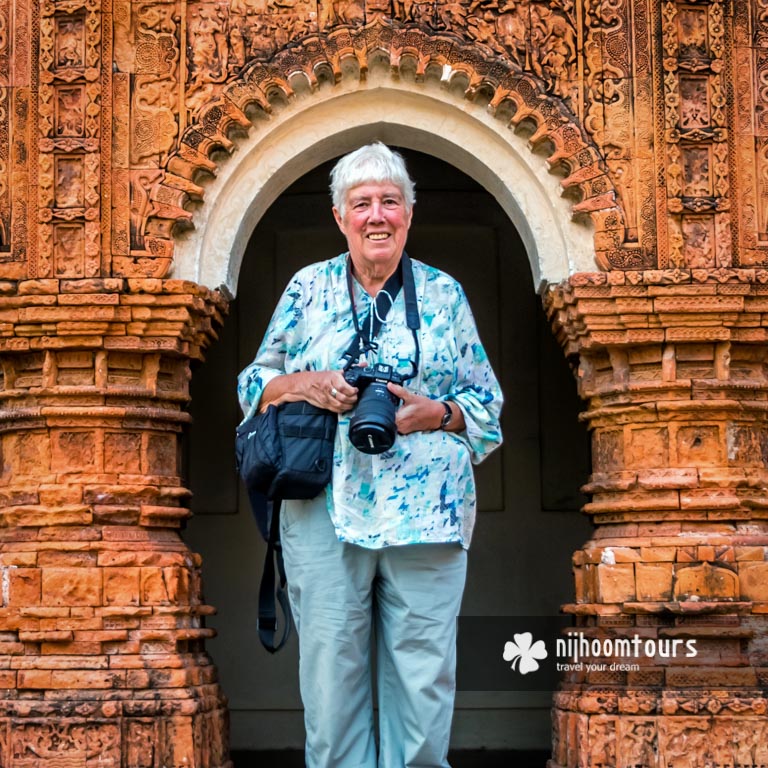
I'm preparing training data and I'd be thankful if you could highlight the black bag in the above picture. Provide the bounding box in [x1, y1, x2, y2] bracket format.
[236, 401, 337, 512]
[236, 401, 337, 652]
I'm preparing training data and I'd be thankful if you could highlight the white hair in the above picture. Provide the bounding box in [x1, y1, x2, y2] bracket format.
[330, 142, 416, 217]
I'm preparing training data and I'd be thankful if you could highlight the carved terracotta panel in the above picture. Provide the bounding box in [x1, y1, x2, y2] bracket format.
[729, 1, 768, 264]
[10, 721, 121, 767]
[0, 0, 9, 254]
[70, 0, 760, 274]
[55, 14, 86, 69]
[52, 223, 85, 276]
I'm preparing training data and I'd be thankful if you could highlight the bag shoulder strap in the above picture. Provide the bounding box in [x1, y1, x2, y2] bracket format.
[253, 493, 292, 653]
[401, 252, 420, 332]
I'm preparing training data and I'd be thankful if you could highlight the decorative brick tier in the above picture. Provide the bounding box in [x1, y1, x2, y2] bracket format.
[545, 273, 768, 768]
[0, 278, 231, 767]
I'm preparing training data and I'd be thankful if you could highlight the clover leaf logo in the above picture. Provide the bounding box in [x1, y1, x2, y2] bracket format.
[503, 632, 548, 675]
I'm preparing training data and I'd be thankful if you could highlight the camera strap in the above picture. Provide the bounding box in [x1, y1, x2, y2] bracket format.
[342, 252, 421, 378]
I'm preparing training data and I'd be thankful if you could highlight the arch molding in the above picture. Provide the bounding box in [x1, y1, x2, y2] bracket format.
[138, 21, 643, 290]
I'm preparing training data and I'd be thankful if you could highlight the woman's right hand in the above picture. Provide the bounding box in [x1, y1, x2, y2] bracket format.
[298, 370, 359, 413]
[260, 370, 358, 414]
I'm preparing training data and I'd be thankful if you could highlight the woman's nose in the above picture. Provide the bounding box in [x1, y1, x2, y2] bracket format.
[368, 200, 385, 221]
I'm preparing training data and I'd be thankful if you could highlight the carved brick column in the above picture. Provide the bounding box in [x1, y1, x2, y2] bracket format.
[0, 277, 231, 767]
[546, 272, 768, 768]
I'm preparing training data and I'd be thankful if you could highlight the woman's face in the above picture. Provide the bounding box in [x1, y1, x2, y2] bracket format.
[333, 181, 413, 280]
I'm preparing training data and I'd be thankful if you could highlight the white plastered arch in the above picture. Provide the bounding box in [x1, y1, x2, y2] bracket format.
[171, 73, 597, 296]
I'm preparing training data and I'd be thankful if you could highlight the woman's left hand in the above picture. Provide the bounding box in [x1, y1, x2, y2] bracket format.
[387, 383, 446, 434]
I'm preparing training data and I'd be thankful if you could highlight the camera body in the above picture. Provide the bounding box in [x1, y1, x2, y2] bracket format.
[344, 363, 404, 454]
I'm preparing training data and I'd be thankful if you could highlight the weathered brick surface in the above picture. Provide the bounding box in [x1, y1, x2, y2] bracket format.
[0, 290, 230, 765]
[549, 278, 768, 767]
[596, 563, 636, 603]
[635, 563, 675, 601]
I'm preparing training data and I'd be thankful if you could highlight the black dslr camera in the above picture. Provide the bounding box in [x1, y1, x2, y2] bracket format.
[344, 363, 405, 454]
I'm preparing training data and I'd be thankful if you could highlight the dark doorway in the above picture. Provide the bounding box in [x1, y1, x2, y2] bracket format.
[183, 149, 592, 754]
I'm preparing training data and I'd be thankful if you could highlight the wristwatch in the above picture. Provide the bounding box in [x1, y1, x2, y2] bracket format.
[439, 401, 452, 430]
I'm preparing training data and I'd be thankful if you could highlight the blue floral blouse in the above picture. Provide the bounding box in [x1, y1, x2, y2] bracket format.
[237, 253, 503, 549]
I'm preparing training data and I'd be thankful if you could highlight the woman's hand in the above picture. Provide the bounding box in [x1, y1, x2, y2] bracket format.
[387, 383, 464, 434]
[260, 370, 358, 413]
[302, 370, 358, 413]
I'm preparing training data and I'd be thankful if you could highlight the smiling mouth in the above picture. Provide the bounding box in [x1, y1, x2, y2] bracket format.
[367, 233, 390, 240]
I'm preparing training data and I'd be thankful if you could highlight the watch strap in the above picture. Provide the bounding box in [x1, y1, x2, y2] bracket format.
[439, 401, 452, 430]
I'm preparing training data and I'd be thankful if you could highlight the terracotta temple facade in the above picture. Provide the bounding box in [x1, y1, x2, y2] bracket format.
[2, 0, 768, 765]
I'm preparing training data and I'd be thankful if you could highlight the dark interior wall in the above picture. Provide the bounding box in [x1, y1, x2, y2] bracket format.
[182, 150, 593, 751]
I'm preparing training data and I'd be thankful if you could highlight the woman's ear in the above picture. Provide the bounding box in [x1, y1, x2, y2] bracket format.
[332, 206, 346, 234]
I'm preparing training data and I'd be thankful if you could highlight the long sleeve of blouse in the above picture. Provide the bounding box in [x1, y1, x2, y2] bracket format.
[237, 254, 503, 549]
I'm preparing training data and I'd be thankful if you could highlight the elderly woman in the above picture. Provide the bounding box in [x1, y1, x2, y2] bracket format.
[238, 143, 503, 768]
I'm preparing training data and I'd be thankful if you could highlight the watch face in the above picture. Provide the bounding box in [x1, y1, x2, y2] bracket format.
[440, 404, 452, 429]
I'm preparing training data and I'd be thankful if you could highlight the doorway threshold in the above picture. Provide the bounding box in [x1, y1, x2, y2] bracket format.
[231, 750, 550, 767]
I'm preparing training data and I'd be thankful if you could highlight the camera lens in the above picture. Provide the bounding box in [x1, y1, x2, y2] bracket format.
[348, 382, 398, 454]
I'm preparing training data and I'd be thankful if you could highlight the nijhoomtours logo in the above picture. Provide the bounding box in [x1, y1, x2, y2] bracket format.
[456, 617, 700, 692]
[552, 631, 698, 675]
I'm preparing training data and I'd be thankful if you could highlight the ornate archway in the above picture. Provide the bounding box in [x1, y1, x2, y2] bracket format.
[171, 80, 598, 294]
[129, 20, 644, 286]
